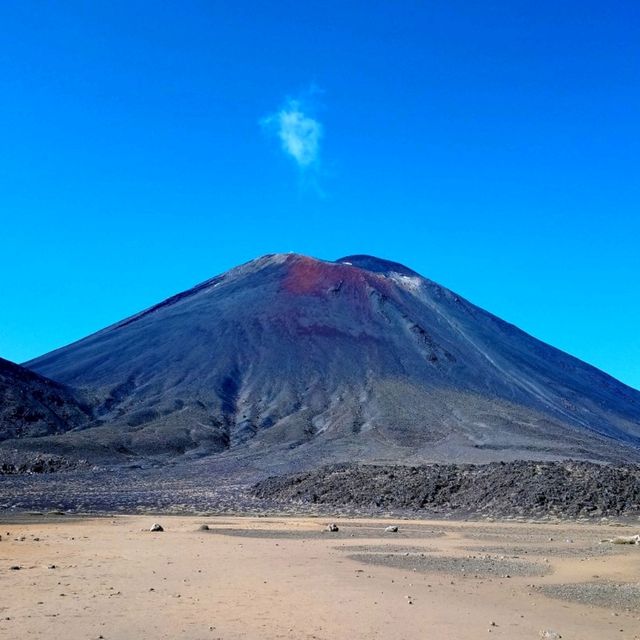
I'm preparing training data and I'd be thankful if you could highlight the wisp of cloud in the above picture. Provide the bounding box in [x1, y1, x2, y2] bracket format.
[262, 97, 322, 169]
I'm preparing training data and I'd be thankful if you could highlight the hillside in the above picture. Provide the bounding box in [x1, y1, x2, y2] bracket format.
[0, 357, 92, 442]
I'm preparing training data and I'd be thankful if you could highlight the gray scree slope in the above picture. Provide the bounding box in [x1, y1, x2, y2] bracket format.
[14, 253, 640, 466]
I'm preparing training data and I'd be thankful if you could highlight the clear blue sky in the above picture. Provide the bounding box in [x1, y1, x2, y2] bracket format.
[1, 1, 639, 389]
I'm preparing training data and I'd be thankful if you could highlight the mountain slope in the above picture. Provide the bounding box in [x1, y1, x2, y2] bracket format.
[20, 253, 640, 464]
[0, 357, 92, 441]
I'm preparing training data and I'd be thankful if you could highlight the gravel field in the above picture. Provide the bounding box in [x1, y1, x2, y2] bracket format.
[538, 582, 640, 610]
[462, 528, 604, 543]
[346, 552, 551, 577]
[334, 544, 439, 553]
[460, 543, 617, 557]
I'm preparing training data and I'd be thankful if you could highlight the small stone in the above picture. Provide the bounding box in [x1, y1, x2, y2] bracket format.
[149, 523, 164, 532]
[9, 565, 20, 571]
[326, 523, 339, 532]
[385, 526, 399, 533]
[198, 524, 210, 531]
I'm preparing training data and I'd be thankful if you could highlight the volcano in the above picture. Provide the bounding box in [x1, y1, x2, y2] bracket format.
[12, 253, 640, 466]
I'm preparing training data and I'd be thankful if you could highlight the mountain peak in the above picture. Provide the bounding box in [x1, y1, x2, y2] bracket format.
[21, 250, 640, 466]
[241, 253, 420, 279]
[335, 255, 419, 277]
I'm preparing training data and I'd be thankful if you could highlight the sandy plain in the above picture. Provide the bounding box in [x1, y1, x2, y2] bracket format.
[1, 514, 640, 640]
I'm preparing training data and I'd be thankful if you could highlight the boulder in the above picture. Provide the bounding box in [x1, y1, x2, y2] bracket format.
[603, 534, 640, 545]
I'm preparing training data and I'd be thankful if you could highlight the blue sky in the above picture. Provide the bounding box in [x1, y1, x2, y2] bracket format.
[1, 1, 639, 389]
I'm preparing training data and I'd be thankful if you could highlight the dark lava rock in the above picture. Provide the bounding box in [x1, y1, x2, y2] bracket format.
[254, 461, 640, 518]
[0, 455, 89, 475]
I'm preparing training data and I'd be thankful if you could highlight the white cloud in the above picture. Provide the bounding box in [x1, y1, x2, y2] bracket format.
[262, 97, 323, 169]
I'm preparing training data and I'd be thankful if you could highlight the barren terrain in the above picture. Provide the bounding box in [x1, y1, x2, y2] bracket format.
[2, 514, 640, 639]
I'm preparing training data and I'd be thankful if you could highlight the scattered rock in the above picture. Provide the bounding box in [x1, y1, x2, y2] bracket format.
[539, 631, 562, 639]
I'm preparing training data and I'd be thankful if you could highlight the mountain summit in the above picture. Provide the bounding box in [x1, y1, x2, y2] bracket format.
[14, 253, 640, 466]
[336, 255, 421, 277]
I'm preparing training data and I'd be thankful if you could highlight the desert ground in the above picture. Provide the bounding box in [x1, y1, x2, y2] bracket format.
[2, 514, 640, 640]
